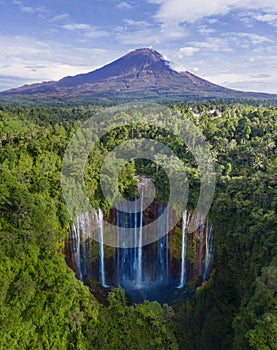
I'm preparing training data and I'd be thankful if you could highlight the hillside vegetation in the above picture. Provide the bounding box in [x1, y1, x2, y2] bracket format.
[0, 102, 276, 349]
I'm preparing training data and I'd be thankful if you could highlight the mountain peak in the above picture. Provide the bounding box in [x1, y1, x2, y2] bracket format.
[57, 47, 172, 88]
[126, 48, 166, 62]
[1, 48, 276, 101]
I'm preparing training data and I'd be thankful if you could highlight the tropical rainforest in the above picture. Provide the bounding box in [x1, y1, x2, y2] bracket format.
[0, 101, 276, 349]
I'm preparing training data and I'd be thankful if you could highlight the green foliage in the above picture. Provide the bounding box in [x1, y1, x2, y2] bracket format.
[233, 265, 277, 350]
[95, 288, 178, 349]
[168, 102, 276, 349]
[0, 102, 276, 349]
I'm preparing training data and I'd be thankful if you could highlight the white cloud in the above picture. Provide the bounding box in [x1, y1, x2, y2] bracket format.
[116, 21, 186, 45]
[212, 72, 277, 93]
[13, 0, 47, 16]
[63, 23, 89, 30]
[238, 10, 277, 27]
[249, 54, 277, 67]
[198, 26, 216, 35]
[255, 13, 277, 22]
[236, 32, 273, 45]
[123, 19, 151, 28]
[52, 14, 69, 22]
[147, 0, 164, 3]
[162, 44, 277, 93]
[188, 32, 273, 55]
[190, 37, 233, 52]
[199, 53, 277, 93]
[116, 2, 132, 10]
[253, 13, 277, 26]
[222, 32, 274, 46]
[150, 0, 277, 23]
[0, 35, 112, 90]
[21, 6, 34, 13]
[251, 73, 271, 78]
[179, 47, 199, 56]
[62, 23, 108, 38]
[207, 18, 218, 24]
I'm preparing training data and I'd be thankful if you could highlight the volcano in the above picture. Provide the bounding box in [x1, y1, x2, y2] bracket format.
[1, 48, 276, 101]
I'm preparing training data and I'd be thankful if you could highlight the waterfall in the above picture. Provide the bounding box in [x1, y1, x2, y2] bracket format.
[136, 186, 143, 286]
[187, 214, 214, 281]
[116, 184, 145, 287]
[178, 210, 187, 288]
[71, 221, 82, 280]
[199, 219, 204, 277]
[117, 203, 127, 285]
[133, 198, 138, 282]
[203, 225, 213, 280]
[165, 209, 169, 278]
[116, 208, 120, 284]
[158, 206, 169, 281]
[67, 194, 214, 302]
[70, 210, 107, 286]
[98, 208, 107, 287]
[81, 212, 91, 277]
[70, 212, 93, 281]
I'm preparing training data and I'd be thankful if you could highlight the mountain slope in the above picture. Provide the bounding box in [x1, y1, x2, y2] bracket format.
[1, 48, 276, 101]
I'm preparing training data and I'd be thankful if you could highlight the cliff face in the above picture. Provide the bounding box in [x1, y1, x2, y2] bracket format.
[64, 203, 213, 303]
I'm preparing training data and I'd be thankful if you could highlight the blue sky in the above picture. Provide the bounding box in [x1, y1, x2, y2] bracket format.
[0, 0, 276, 93]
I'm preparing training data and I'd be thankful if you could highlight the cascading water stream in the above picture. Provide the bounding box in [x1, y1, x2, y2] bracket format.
[81, 212, 91, 278]
[133, 199, 138, 283]
[158, 206, 169, 281]
[116, 183, 145, 288]
[71, 221, 82, 280]
[67, 188, 213, 302]
[136, 186, 143, 286]
[203, 225, 213, 281]
[178, 210, 187, 288]
[98, 209, 107, 287]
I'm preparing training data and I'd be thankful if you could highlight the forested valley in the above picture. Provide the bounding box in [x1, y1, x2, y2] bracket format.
[0, 102, 276, 349]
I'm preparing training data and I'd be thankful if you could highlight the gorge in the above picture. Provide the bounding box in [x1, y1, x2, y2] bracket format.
[1, 102, 275, 349]
[65, 182, 213, 303]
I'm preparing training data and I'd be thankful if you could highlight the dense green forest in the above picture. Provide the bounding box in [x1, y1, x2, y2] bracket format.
[0, 102, 276, 349]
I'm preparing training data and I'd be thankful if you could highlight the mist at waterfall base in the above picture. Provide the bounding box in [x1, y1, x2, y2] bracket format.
[65, 194, 213, 304]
